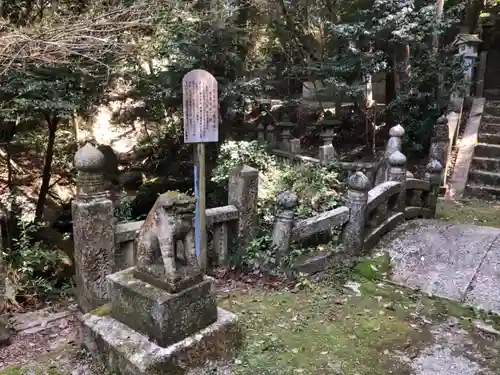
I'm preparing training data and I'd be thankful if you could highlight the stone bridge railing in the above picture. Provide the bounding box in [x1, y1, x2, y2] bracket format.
[271, 144, 442, 276]
[71, 127, 441, 312]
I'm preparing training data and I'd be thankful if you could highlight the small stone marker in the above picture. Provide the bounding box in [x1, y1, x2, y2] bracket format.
[182, 69, 218, 144]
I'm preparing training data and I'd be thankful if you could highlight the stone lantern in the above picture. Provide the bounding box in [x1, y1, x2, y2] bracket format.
[452, 33, 482, 96]
[319, 111, 341, 146]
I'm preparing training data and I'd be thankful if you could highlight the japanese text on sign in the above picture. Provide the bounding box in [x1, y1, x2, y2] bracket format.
[182, 69, 218, 143]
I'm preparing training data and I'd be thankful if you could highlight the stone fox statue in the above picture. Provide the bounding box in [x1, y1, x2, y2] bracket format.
[135, 191, 199, 285]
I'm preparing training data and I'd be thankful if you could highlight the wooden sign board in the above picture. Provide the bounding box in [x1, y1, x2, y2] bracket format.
[182, 69, 219, 143]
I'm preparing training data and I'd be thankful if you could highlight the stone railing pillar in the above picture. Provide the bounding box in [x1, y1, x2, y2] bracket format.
[72, 143, 116, 313]
[289, 138, 301, 154]
[341, 171, 370, 256]
[429, 115, 449, 185]
[257, 124, 265, 143]
[271, 191, 298, 266]
[278, 116, 294, 152]
[228, 165, 259, 254]
[375, 124, 404, 185]
[425, 159, 443, 215]
[265, 124, 276, 148]
[319, 144, 337, 166]
[388, 150, 407, 213]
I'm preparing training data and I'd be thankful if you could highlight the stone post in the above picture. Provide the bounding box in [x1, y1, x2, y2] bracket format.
[265, 124, 276, 148]
[341, 172, 370, 256]
[72, 143, 116, 313]
[257, 124, 265, 143]
[272, 191, 298, 266]
[228, 165, 259, 254]
[375, 124, 404, 185]
[425, 159, 443, 216]
[278, 116, 294, 152]
[289, 138, 301, 154]
[429, 115, 449, 185]
[388, 150, 407, 213]
[319, 144, 337, 166]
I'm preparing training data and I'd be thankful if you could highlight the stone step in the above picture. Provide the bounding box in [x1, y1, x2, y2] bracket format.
[469, 170, 500, 186]
[476, 142, 500, 157]
[465, 183, 500, 200]
[478, 133, 500, 145]
[472, 156, 500, 171]
[480, 122, 500, 134]
[484, 103, 500, 117]
[482, 114, 500, 123]
[475, 143, 500, 158]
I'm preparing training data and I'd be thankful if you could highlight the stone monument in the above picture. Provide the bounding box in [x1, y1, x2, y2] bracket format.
[82, 191, 240, 375]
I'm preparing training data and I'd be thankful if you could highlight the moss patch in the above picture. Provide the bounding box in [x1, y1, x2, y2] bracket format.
[89, 303, 112, 317]
[218, 272, 500, 375]
[437, 200, 500, 228]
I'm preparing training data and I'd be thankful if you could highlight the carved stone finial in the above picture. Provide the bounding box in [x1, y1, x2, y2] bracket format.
[74, 143, 105, 173]
[277, 190, 298, 210]
[347, 171, 370, 191]
[427, 159, 443, 174]
[389, 124, 405, 138]
[388, 150, 407, 167]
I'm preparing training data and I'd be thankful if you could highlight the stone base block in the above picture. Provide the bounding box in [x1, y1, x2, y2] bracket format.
[82, 307, 241, 375]
[108, 267, 217, 348]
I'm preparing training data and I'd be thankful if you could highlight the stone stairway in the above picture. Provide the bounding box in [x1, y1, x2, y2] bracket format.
[466, 101, 500, 198]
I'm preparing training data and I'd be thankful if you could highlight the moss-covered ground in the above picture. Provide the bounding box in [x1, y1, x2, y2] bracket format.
[3, 200, 500, 375]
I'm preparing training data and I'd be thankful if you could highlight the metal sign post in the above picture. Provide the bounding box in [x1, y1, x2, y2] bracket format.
[182, 69, 218, 272]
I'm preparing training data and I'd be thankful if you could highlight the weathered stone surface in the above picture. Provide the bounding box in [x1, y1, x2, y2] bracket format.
[205, 205, 238, 226]
[82, 307, 241, 375]
[72, 143, 116, 313]
[291, 206, 349, 242]
[341, 172, 370, 256]
[378, 219, 500, 302]
[318, 144, 336, 165]
[135, 191, 200, 293]
[228, 165, 259, 254]
[464, 235, 500, 314]
[108, 268, 217, 348]
[271, 191, 298, 263]
[0, 318, 11, 346]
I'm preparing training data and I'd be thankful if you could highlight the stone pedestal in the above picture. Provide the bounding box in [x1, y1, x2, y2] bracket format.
[109, 268, 218, 348]
[82, 191, 240, 375]
[82, 306, 239, 375]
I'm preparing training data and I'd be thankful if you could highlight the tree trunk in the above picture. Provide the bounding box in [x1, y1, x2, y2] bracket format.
[35, 116, 58, 221]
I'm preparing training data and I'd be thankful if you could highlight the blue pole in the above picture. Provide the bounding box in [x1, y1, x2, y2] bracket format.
[194, 163, 200, 258]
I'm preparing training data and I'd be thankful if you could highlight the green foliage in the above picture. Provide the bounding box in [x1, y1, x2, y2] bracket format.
[212, 140, 277, 185]
[215, 140, 345, 274]
[5, 219, 72, 305]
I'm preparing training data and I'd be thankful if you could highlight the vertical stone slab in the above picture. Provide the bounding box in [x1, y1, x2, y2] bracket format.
[319, 144, 337, 166]
[228, 165, 259, 254]
[72, 143, 115, 313]
[388, 150, 407, 213]
[341, 172, 370, 256]
[429, 115, 449, 185]
[289, 138, 301, 154]
[271, 191, 298, 265]
[266, 124, 276, 148]
[476, 51, 487, 97]
[425, 159, 443, 216]
[213, 222, 229, 266]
